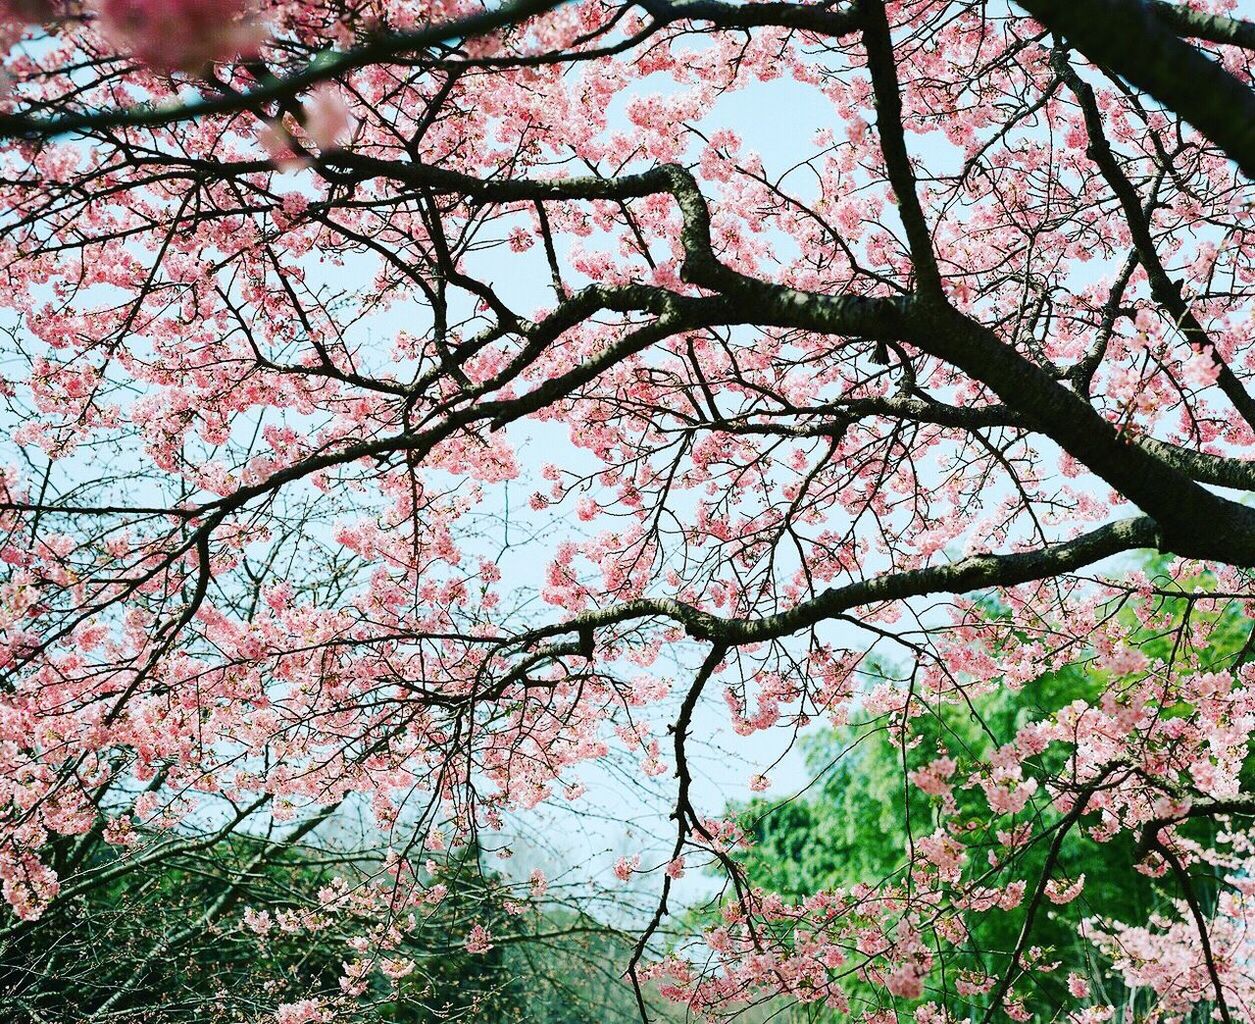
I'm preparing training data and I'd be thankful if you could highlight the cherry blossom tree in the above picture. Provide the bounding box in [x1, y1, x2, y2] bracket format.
[0, 0, 1253, 1021]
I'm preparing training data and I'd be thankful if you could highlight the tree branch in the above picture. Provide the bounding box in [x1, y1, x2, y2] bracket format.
[1016, 0, 1255, 178]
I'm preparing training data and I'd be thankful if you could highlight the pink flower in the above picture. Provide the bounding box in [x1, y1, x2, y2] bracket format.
[909, 755, 957, 797]
[508, 227, 535, 253]
[465, 923, 494, 954]
[1045, 874, 1085, 905]
[916, 829, 967, 883]
[1181, 346, 1222, 388]
[381, 956, 415, 980]
[98, 0, 269, 72]
[885, 964, 925, 999]
[275, 999, 330, 1024]
[303, 85, 355, 152]
[0, 0, 54, 23]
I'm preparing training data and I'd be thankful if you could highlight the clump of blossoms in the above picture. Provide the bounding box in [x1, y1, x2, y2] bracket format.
[650, 578, 1255, 1019]
[97, 0, 270, 71]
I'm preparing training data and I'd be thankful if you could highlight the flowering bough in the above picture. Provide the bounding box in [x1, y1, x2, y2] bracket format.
[0, 0, 1252, 1021]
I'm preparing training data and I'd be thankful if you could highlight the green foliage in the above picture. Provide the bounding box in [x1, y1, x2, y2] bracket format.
[0, 832, 645, 1024]
[724, 562, 1255, 1017]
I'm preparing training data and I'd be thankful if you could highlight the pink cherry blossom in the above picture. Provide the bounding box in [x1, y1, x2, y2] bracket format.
[464, 924, 494, 955]
[98, 0, 269, 71]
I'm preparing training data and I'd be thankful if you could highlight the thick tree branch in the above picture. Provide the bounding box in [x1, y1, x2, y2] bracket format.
[1150, 0, 1255, 51]
[322, 152, 1255, 561]
[523, 516, 1160, 649]
[1016, 0, 1255, 178]
[635, 0, 860, 36]
[859, 0, 943, 296]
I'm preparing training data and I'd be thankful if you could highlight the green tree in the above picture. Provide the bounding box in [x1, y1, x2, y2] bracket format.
[724, 565, 1255, 1018]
